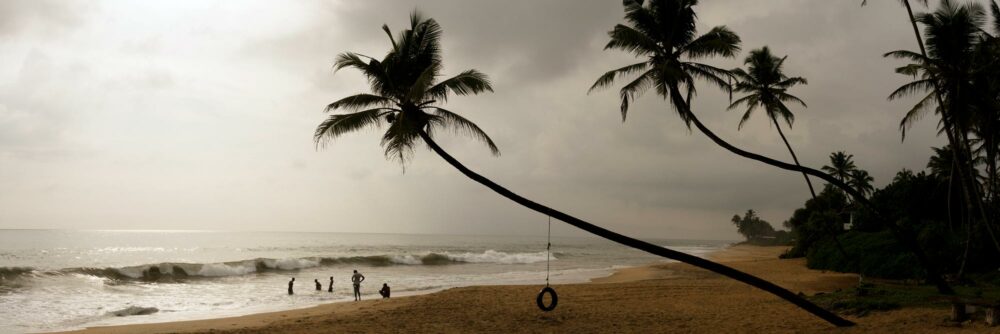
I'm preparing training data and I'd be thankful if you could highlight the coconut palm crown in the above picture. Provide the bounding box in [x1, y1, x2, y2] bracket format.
[588, 0, 741, 124]
[728, 46, 807, 129]
[315, 12, 498, 165]
[822, 151, 857, 183]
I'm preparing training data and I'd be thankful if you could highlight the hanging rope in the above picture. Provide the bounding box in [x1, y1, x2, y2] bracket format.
[546, 215, 551, 286]
[537, 215, 558, 312]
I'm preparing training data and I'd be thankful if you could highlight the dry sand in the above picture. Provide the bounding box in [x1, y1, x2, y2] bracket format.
[56, 245, 997, 333]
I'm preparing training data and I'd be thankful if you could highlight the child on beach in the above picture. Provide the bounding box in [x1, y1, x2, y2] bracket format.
[379, 283, 390, 299]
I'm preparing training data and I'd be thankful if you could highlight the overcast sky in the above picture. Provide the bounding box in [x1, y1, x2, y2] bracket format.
[0, 0, 964, 240]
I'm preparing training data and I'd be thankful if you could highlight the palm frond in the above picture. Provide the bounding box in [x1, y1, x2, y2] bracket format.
[737, 101, 759, 130]
[604, 24, 661, 56]
[431, 107, 500, 156]
[589, 62, 648, 93]
[681, 26, 742, 59]
[314, 108, 391, 147]
[379, 111, 425, 165]
[683, 62, 732, 92]
[727, 94, 758, 111]
[426, 69, 494, 101]
[407, 62, 441, 102]
[618, 70, 655, 121]
[899, 92, 937, 140]
[883, 50, 929, 62]
[775, 77, 808, 88]
[325, 94, 394, 112]
[383, 24, 398, 52]
[774, 102, 796, 127]
[888, 78, 935, 100]
[776, 92, 807, 108]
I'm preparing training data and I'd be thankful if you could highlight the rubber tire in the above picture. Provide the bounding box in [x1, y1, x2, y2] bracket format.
[536, 286, 558, 312]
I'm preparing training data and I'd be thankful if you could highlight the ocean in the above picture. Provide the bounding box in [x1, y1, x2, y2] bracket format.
[0, 230, 732, 333]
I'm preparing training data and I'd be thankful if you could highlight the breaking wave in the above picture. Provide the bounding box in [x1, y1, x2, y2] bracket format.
[0, 250, 554, 283]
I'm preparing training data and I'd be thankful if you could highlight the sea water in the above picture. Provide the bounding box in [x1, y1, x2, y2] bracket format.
[0, 230, 731, 333]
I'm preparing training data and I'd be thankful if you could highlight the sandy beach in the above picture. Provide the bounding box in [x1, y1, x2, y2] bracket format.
[55, 245, 995, 333]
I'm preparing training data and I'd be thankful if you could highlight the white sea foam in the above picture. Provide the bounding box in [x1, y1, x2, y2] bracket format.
[441, 250, 552, 264]
[268, 258, 321, 270]
[197, 263, 257, 277]
[388, 255, 423, 265]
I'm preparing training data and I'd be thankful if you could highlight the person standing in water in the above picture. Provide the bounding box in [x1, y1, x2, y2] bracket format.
[314, 279, 321, 291]
[351, 270, 365, 301]
[328, 276, 334, 293]
[379, 283, 390, 299]
[287, 277, 295, 295]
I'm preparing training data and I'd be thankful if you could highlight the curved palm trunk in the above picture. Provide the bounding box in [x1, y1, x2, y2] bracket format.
[417, 130, 855, 327]
[772, 118, 817, 198]
[670, 86, 955, 295]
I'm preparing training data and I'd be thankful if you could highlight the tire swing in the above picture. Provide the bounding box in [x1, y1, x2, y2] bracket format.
[536, 216, 558, 312]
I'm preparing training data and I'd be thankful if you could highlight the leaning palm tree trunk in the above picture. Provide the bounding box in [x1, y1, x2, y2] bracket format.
[670, 87, 955, 295]
[772, 118, 817, 198]
[417, 129, 855, 327]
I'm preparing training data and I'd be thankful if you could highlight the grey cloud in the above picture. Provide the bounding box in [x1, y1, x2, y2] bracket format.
[0, 0, 966, 240]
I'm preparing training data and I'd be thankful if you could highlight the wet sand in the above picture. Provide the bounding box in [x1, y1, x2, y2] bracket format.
[56, 245, 996, 333]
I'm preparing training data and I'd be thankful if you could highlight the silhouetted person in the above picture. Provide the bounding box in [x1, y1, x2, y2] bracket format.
[288, 277, 295, 295]
[379, 283, 390, 299]
[314, 279, 321, 291]
[351, 270, 365, 301]
[328, 276, 334, 292]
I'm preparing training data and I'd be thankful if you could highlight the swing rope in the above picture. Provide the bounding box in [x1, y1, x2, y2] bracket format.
[536, 215, 558, 312]
[545, 215, 551, 287]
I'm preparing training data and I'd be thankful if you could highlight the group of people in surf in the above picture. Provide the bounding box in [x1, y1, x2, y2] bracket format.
[287, 269, 390, 301]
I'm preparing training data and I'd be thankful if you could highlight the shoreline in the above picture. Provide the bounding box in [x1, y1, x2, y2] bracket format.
[46, 245, 753, 333]
[50, 246, 730, 334]
[51, 244, 996, 333]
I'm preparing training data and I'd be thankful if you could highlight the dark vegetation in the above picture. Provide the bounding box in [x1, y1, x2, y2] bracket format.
[810, 283, 1000, 317]
[730, 210, 793, 246]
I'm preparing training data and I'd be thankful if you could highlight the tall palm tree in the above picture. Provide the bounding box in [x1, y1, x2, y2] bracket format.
[822, 152, 857, 184]
[591, 0, 953, 295]
[867, 0, 1000, 267]
[886, 0, 1000, 252]
[315, 11, 853, 327]
[729, 46, 814, 198]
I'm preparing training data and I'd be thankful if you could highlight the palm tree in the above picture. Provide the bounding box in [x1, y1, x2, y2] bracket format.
[886, 0, 1000, 253]
[591, 0, 953, 295]
[821, 152, 857, 184]
[729, 46, 814, 198]
[849, 170, 875, 199]
[874, 0, 998, 252]
[927, 146, 955, 181]
[315, 11, 853, 327]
